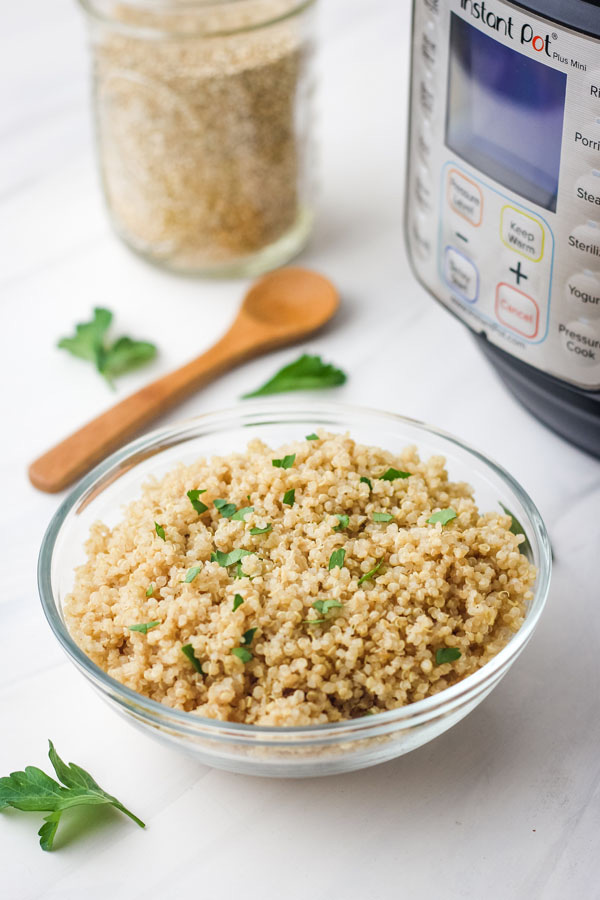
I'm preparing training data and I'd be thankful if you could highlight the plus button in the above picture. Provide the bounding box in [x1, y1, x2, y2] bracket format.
[509, 260, 528, 285]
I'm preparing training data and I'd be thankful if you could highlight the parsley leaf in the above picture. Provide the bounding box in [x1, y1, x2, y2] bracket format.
[272, 454, 296, 469]
[187, 489, 208, 515]
[57, 307, 112, 365]
[128, 621, 160, 634]
[232, 594, 244, 612]
[242, 354, 347, 398]
[499, 503, 532, 556]
[210, 549, 253, 568]
[101, 337, 157, 384]
[232, 647, 253, 663]
[427, 508, 457, 526]
[213, 499, 238, 518]
[360, 476, 373, 491]
[146, 584, 154, 597]
[435, 648, 461, 665]
[306, 433, 319, 441]
[250, 524, 272, 535]
[181, 644, 204, 674]
[184, 566, 201, 583]
[154, 522, 166, 541]
[57, 307, 156, 388]
[233, 563, 248, 580]
[373, 512, 394, 523]
[231, 506, 254, 521]
[357, 559, 384, 586]
[333, 514, 349, 532]
[313, 599, 343, 615]
[0, 740, 144, 851]
[380, 467, 410, 481]
[241, 627, 257, 645]
[328, 548, 346, 570]
[283, 488, 296, 506]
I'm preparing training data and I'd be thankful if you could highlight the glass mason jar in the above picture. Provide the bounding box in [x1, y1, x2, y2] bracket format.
[78, 0, 317, 276]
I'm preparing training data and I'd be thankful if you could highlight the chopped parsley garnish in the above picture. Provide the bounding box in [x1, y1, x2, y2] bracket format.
[283, 488, 296, 506]
[57, 307, 157, 389]
[213, 498, 238, 518]
[303, 618, 326, 625]
[184, 566, 201, 583]
[250, 524, 272, 535]
[0, 740, 144, 852]
[435, 647, 461, 665]
[357, 559, 383, 586]
[234, 562, 252, 580]
[333, 514, 349, 532]
[146, 584, 154, 597]
[380, 467, 410, 481]
[373, 512, 394, 523]
[360, 476, 373, 491]
[499, 503, 532, 556]
[128, 621, 160, 634]
[232, 594, 244, 611]
[306, 433, 319, 441]
[427, 508, 457, 526]
[231, 647, 253, 663]
[241, 627, 257, 645]
[272, 454, 296, 469]
[213, 499, 255, 521]
[312, 599, 343, 615]
[154, 522, 166, 541]
[181, 644, 204, 674]
[328, 548, 346, 570]
[242, 354, 347, 398]
[231, 506, 254, 521]
[210, 549, 253, 568]
[187, 489, 208, 515]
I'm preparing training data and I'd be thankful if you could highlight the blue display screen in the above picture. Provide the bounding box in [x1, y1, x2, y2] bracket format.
[445, 13, 566, 212]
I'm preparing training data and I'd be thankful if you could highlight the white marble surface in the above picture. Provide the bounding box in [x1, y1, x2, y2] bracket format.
[1, 1, 600, 897]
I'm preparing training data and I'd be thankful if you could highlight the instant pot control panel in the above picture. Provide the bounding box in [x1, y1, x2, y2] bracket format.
[407, 0, 600, 389]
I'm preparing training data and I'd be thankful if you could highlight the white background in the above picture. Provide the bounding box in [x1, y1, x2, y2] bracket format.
[1, 1, 599, 897]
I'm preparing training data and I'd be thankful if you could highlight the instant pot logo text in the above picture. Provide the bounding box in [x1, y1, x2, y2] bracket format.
[459, 0, 553, 56]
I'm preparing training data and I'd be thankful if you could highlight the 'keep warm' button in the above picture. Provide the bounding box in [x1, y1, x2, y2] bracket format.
[501, 206, 544, 262]
[443, 247, 478, 302]
[495, 283, 540, 339]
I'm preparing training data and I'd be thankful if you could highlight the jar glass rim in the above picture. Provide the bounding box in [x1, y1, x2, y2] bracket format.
[77, 0, 316, 38]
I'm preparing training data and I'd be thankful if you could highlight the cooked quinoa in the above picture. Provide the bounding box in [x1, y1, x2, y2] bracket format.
[64, 432, 536, 726]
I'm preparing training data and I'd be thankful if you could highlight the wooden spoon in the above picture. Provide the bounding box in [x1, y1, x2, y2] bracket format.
[29, 267, 339, 493]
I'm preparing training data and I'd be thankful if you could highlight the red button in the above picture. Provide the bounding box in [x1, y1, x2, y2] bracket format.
[495, 283, 540, 339]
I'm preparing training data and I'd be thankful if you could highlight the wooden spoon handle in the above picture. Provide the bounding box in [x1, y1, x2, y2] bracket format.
[28, 316, 266, 493]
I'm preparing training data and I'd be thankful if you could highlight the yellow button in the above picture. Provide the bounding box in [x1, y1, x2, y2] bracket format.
[500, 206, 544, 262]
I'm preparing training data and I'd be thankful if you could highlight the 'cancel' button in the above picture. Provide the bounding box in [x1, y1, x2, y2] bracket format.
[495, 283, 539, 339]
[559, 320, 600, 366]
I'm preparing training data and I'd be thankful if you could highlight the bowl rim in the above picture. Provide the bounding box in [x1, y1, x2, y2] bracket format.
[38, 399, 552, 737]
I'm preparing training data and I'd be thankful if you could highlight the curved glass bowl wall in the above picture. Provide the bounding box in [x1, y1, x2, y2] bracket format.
[39, 402, 551, 777]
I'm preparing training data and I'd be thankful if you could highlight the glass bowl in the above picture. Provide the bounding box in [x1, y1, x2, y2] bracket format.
[38, 401, 551, 777]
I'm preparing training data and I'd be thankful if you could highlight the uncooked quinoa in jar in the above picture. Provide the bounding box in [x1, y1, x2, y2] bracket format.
[79, 0, 317, 275]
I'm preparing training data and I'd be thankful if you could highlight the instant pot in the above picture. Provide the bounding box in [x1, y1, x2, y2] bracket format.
[406, 0, 600, 456]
